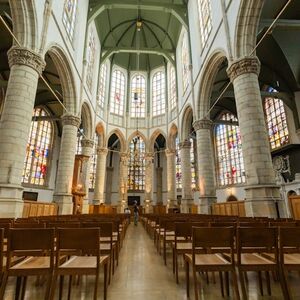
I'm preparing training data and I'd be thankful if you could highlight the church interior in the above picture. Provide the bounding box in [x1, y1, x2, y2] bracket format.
[0, 0, 300, 299]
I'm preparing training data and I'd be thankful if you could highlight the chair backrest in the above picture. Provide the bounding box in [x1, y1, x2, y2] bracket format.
[279, 227, 300, 249]
[238, 222, 268, 228]
[0, 229, 3, 271]
[175, 222, 192, 239]
[237, 227, 277, 251]
[81, 222, 113, 238]
[192, 227, 235, 248]
[47, 222, 81, 228]
[56, 228, 100, 256]
[13, 223, 45, 228]
[0, 222, 11, 238]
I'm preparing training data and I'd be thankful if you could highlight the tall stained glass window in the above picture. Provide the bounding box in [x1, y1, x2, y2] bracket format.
[128, 136, 145, 191]
[175, 137, 182, 189]
[181, 32, 190, 93]
[169, 66, 177, 110]
[62, 0, 77, 40]
[190, 138, 196, 190]
[89, 137, 98, 189]
[216, 112, 245, 186]
[22, 108, 53, 186]
[264, 87, 289, 150]
[86, 30, 96, 91]
[98, 64, 107, 109]
[110, 69, 125, 116]
[197, 0, 212, 46]
[152, 71, 165, 116]
[76, 127, 84, 155]
[131, 74, 146, 118]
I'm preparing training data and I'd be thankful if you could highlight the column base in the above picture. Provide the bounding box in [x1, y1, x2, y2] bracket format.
[181, 198, 194, 213]
[82, 199, 90, 214]
[198, 196, 217, 214]
[53, 194, 73, 215]
[0, 184, 24, 218]
[244, 185, 288, 218]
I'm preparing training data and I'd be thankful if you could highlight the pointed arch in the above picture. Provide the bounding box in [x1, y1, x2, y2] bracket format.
[44, 44, 78, 114]
[95, 122, 106, 148]
[197, 49, 228, 119]
[106, 129, 126, 152]
[127, 130, 147, 149]
[149, 129, 167, 151]
[181, 105, 194, 141]
[168, 123, 178, 150]
[80, 102, 94, 140]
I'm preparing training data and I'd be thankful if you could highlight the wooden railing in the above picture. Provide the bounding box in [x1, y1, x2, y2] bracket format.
[212, 201, 246, 217]
[288, 196, 300, 220]
[89, 205, 118, 214]
[22, 201, 58, 218]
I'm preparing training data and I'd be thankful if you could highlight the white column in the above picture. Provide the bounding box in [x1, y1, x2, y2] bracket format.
[179, 141, 194, 213]
[0, 47, 45, 218]
[144, 152, 154, 213]
[81, 139, 94, 214]
[227, 56, 287, 217]
[118, 152, 128, 212]
[156, 167, 163, 204]
[53, 114, 81, 215]
[93, 147, 108, 204]
[193, 119, 216, 214]
[165, 149, 177, 209]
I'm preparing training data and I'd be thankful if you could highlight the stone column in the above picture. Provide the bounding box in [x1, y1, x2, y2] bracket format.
[165, 149, 177, 209]
[156, 167, 163, 204]
[193, 119, 217, 214]
[93, 147, 108, 205]
[105, 166, 114, 204]
[0, 47, 45, 218]
[118, 152, 128, 212]
[144, 152, 154, 213]
[179, 141, 194, 213]
[227, 56, 287, 217]
[54, 114, 81, 215]
[81, 139, 94, 214]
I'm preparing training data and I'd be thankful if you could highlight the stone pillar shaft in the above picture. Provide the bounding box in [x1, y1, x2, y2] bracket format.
[227, 56, 287, 217]
[193, 119, 216, 214]
[156, 167, 163, 204]
[144, 153, 154, 213]
[0, 47, 45, 218]
[94, 147, 108, 204]
[81, 139, 94, 213]
[119, 153, 128, 212]
[54, 114, 81, 215]
[179, 141, 193, 212]
[165, 149, 177, 208]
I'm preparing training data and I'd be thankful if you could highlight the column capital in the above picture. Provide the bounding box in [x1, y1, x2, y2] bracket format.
[81, 139, 94, 149]
[165, 148, 176, 156]
[193, 119, 213, 131]
[97, 147, 108, 155]
[145, 152, 154, 161]
[61, 113, 81, 128]
[227, 56, 260, 82]
[179, 140, 191, 149]
[120, 152, 129, 163]
[8, 47, 46, 75]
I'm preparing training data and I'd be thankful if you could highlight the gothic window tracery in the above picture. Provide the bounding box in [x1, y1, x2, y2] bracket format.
[152, 71, 166, 116]
[197, 0, 212, 46]
[98, 64, 107, 109]
[62, 0, 77, 40]
[131, 75, 146, 118]
[110, 69, 126, 116]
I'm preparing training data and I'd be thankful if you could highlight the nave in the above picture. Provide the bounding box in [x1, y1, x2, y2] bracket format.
[3, 222, 300, 300]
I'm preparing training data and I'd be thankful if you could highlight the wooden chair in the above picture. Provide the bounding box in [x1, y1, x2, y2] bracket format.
[184, 227, 240, 300]
[279, 227, 300, 300]
[50, 228, 109, 300]
[236, 227, 287, 300]
[0, 228, 55, 300]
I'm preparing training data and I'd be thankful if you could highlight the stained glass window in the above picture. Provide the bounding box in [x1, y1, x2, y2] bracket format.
[76, 127, 84, 155]
[216, 112, 245, 186]
[128, 136, 145, 191]
[98, 64, 107, 109]
[86, 29, 96, 91]
[110, 69, 125, 116]
[181, 32, 190, 93]
[22, 108, 53, 186]
[190, 138, 196, 190]
[197, 0, 212, 46]
[169, 66, 177, 110]
[264, 87, 289, 150]
[175, 137, 182, 189]
[152, 71, 165, 116]
[131, 74, 146, 118]
[89, 136, 98, 189]
[62, 0, 77, 40]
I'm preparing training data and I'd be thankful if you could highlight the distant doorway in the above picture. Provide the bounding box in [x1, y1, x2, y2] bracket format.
[128, 196, 140, 206]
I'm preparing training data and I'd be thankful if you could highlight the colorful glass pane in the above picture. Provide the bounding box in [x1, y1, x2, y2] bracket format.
[110, 69, 125, 116]
[131, 75, 146, 118]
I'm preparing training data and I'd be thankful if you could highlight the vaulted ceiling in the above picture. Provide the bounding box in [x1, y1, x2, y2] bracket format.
[88, 0, 187, 71]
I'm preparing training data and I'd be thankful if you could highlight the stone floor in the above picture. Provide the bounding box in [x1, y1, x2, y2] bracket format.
[3, 223, 300, 299]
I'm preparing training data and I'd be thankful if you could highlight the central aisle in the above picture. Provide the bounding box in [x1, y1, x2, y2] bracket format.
[107, 224, 187, 300]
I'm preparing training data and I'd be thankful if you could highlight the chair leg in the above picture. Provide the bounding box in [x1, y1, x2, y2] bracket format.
[231, 270, 240, 300]
[0, 273, 9, 300]
[172, 248, 175, 275]
[67, 275, 72, 300]
[21, 277, 27, 300]
[15, 276, 22, 300]
[49, 274, 57, 300]
[238, 269, 247, 300]
[175, 253, 179, 284]
[219, 272, 224, 297]
[44, 275, 52, 300]
[258, 271, 264, 296]
[266, 271, 271, 296]
[94, 272, 99, 300]
[103, 263, 108, 300]
[278, 268, 291, 300]
[185, 260, 189, 298]
[59, 275, 64, 300]
[225, 271, 230, 296]
[193, 268, 199, 300]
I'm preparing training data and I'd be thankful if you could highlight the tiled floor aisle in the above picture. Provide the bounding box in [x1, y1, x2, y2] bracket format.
[4, 223, 300, 299]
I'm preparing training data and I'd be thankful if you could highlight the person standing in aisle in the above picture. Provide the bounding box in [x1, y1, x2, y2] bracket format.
[134, 203, 139, 226]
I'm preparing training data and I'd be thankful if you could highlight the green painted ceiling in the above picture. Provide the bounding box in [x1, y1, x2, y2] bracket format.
[88, 0, 187, 71]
